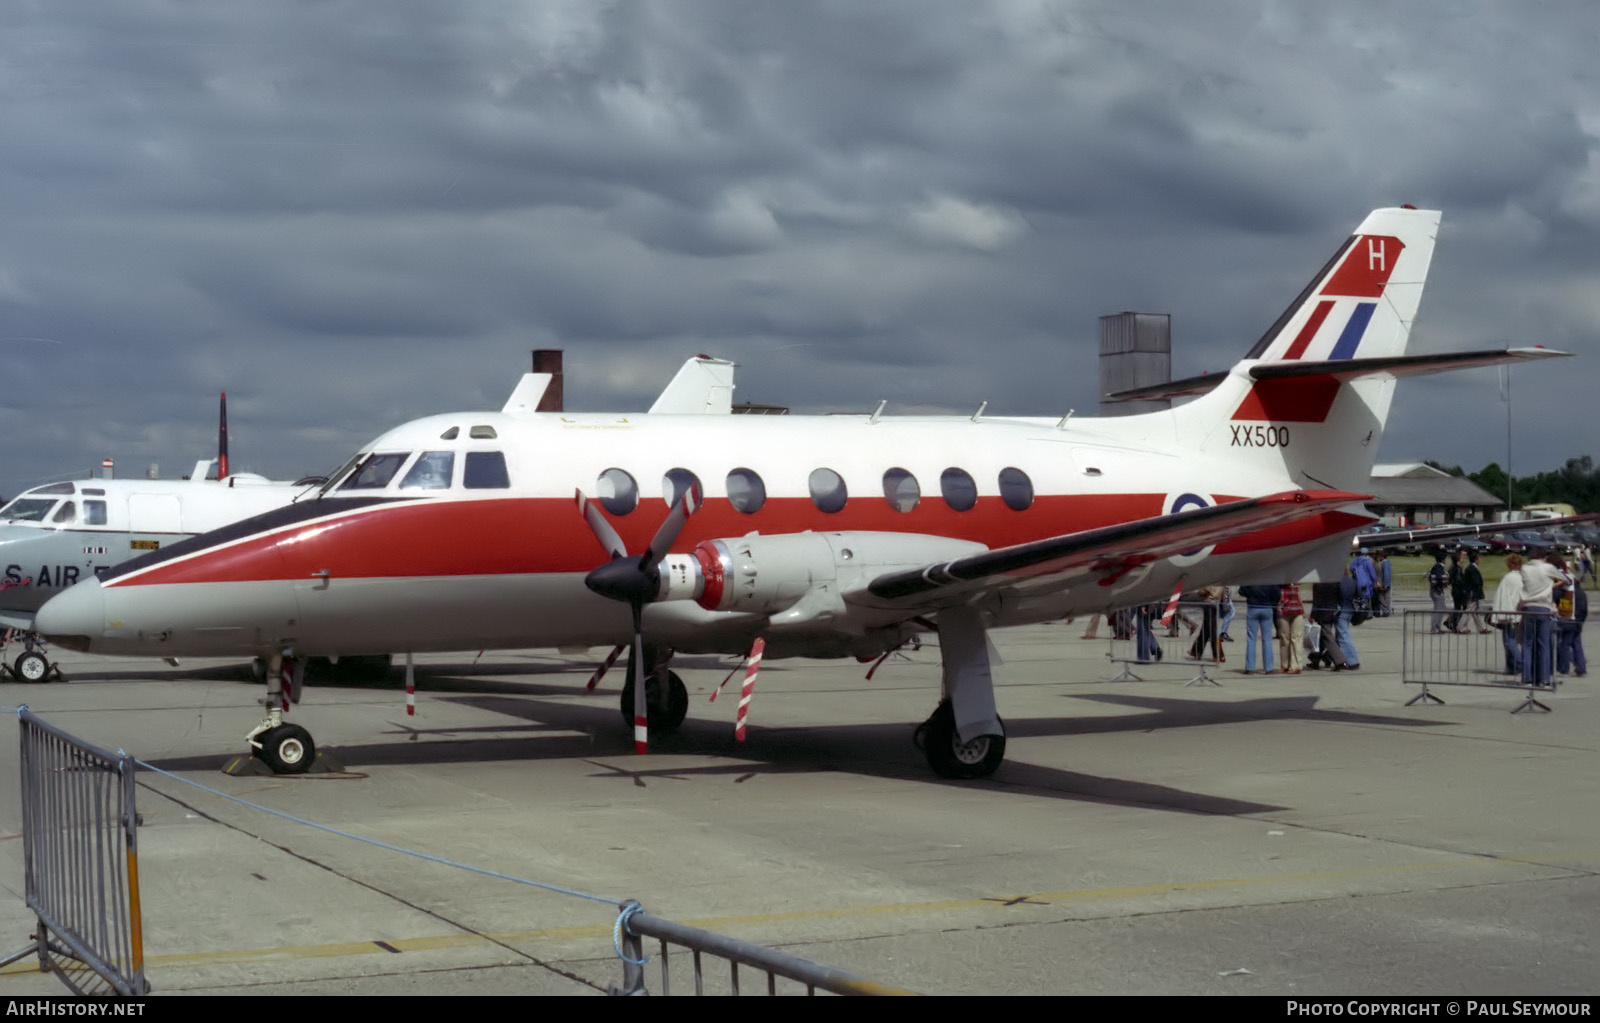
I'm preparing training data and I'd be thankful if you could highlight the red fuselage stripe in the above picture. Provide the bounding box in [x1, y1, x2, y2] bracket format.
[107, 492, 1362, 588]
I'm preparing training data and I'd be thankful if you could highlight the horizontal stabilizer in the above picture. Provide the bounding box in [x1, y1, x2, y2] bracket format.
[1357, 512, 1600, 552]
[1105, 347, 1571, 404]
[868, 489, 1369, 602]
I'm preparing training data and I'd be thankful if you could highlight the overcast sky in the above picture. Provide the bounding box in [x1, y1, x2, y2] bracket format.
[2, 1, 1597, 497]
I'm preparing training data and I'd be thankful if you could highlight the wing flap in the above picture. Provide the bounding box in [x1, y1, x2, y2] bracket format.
[1357, 512, 1600, 551]
[866, 489, 1369, 603]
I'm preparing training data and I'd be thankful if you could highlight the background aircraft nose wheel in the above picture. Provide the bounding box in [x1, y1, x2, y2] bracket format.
[254, 723, 316, 775]
[13, 651, 50, 683]
[920, 701, 1005, 780]
[619, 670, 689, 733]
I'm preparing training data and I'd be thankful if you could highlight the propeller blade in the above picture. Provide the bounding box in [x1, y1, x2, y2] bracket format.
[630, 604, 648, 755]
[642, 484, 702, 565]
[575, 489, 627, 560]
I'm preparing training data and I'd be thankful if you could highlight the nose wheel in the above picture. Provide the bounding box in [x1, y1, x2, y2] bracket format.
[252, 723, 316, 775]
[2, 633, 62, 683]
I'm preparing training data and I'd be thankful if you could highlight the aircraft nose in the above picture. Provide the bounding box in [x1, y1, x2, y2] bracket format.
[35, 578, 106, 653]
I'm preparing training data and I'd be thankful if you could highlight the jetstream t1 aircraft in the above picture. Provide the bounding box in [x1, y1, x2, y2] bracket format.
[37, 207, 1571, 778]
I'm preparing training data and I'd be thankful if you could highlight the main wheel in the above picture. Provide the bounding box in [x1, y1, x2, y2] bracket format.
[254, 723, 316, 775]
[619, 670, 690, 733]
[13, 651, 49, 683]
[920, 701, 1005, 780]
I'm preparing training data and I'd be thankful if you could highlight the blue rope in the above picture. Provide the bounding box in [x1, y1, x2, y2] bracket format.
[613, 903, 649, 966]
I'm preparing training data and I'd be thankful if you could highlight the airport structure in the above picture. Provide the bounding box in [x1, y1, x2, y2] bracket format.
[1097, 312, 1172, 417]
[1365, 462, 1502, 527]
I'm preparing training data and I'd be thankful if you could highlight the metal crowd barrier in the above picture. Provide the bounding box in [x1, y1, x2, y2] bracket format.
[1104, 602, 1223, 686]
[611, 901, 916, 996]
[1400, 608, 1572, 713]
[0, 709, 148, 994]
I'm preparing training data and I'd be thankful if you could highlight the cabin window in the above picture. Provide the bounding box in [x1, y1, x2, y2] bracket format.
[463, 451, 511, 489]
[882, 468, 920, 513]
[809, 468, 848, 514]
[400, 451, 455, 490]
[339, 452, 409, 490]
[726, 468, 766, 514]
[84, 501, 108, 525]
[940, 468, 978, 512]
[662, 468, 701, 507]
[0, 499, 57, 522]
[440, 426, 460, 440]
[597, 468, 638, 514]
[469, 425, 498, 439]
[999, 467, 1034, 511]
[52, 501, 76, 524]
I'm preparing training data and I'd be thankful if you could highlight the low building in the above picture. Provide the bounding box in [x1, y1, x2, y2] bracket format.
[1365, 463, 1502, 527]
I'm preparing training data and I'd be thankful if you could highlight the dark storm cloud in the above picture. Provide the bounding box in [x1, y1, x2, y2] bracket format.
[1, 0, 1598, 497]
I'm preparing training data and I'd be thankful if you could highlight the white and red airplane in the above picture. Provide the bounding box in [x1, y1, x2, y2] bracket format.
[36, 207, 1571, 778]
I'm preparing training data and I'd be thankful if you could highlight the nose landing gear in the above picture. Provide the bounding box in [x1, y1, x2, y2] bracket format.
[1, 631, 63, 684]
[225, 652, 335, 776]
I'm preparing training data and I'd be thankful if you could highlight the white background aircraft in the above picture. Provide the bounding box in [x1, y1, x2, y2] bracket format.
[36, 207, 1572, 778]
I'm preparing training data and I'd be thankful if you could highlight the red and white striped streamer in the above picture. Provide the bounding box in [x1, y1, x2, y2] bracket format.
[587, 645, 625, 691]
[1158, 582, 1185, 627]
[279, 657, 294, 711]
[405, 652, 415, 717]
[734, 637, 765, 743]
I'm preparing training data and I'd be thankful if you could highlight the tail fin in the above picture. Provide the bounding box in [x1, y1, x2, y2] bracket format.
[1169, 207, 1441, 491]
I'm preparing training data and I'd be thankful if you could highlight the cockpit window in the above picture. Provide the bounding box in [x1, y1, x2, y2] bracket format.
[52, 501, 76, 524]
[338, 452, 409, 490]
[84, 501, 108, 525]
[318, 451, 366, 496]
[463, 451, 510, 489]
[440, 426, 460, 440]
[469, 425, 497, 439]
[0, 499, 57, 522]
[400, 451, 455, 490]
[33, 483, 74, 496]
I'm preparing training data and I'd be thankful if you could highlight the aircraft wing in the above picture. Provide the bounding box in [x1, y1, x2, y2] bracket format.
[1355, 512, 1600, 551]
[865, 489, 1368, 604]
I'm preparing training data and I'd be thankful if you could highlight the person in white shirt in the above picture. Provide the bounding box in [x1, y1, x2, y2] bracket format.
[1491, 553, 1526, 675]
[1519, 552, 1567, 686]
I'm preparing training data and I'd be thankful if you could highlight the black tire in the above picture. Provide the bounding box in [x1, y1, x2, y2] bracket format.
[13, 651, 49, 683]
[254, 723, 316, 775]
[619, 669, 690, 733]
[921, 701, 1005, 780]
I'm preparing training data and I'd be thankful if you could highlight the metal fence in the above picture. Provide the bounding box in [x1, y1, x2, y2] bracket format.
[1400, 608, 1576, 713]
[611, 901, 915, 996]
[0, 709, 148, 994]
[1104, 602, 1224, 686]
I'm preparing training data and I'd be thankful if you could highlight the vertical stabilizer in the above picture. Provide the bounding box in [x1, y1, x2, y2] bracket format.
[1170, 207, 1440, 491]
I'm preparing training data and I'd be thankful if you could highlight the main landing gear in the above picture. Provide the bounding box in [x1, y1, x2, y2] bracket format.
[915, 608, 1008, 780]
[240, 652, 319, 775]
[618, 648, 689, 734]
[1, 631, 62, 684]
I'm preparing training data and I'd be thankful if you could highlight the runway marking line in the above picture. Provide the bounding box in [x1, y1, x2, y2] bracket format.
[1, 848, 1589, 976]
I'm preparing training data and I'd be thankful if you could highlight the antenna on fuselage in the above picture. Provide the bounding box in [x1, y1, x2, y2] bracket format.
[971, 401, 988, 423]
[870, 400, 886, 423]
[1055, 409, 1075, 430]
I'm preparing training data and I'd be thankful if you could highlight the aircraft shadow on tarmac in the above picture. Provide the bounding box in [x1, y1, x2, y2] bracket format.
[135, 664, 1451, 819]
[132, 685, 1409, 818]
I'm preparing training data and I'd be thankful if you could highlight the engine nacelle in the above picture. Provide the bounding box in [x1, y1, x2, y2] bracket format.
[682, 531, 988, 617]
